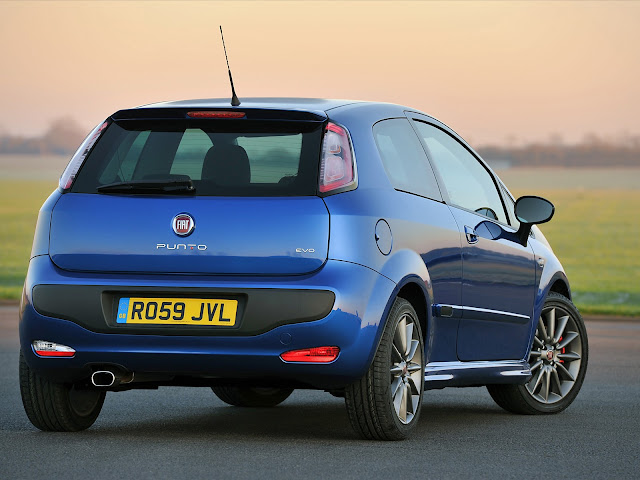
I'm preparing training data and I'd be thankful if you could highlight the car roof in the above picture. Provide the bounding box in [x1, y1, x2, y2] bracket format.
[138, 97, 405, 117]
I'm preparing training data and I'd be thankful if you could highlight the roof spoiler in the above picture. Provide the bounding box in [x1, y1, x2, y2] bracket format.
[111, 108, 327, 123]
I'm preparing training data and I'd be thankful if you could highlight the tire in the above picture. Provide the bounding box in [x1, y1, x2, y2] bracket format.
[345, 297, 425, 440]
[487, 292, 588, 414]
[19, 350, 106, 431]
[211, 386, 293, 407]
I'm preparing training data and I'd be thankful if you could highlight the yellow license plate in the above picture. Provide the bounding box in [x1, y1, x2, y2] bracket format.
[116, 297, 238, 326]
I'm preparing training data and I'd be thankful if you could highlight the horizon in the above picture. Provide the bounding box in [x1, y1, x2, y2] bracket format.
[3, 110, 640, 150]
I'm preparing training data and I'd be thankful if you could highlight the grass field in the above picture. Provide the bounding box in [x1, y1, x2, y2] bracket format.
[0, 180, 57, 299]
[511, 189, 640, 315]
[0, 162, 639, 316]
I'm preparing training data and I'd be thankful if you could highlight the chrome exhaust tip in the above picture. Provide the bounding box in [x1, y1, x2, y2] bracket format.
[91, 370, 116, 387]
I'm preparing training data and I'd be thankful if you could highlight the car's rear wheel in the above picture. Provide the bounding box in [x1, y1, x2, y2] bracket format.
[487, 292, 588, 414]
[345, 297, 425, 440]
[19, 351, 106, 431]
[211, 386, 293, 407]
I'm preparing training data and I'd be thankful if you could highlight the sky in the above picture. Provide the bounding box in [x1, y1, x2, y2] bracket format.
[1, 0, 639, 146]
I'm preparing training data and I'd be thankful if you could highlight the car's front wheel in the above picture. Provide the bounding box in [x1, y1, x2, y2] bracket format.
[345, 297, 425, 440]
[19, 351, 106, 431]
[487, 292, 588, 414]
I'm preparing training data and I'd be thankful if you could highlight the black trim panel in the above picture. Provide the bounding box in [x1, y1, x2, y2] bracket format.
[32, 285, 335, 336]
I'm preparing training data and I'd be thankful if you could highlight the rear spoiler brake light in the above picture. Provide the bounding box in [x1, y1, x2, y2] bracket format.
[187, 111, 246, 119]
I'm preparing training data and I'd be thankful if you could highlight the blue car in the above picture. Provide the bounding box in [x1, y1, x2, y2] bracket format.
[19, 98, 588, 440]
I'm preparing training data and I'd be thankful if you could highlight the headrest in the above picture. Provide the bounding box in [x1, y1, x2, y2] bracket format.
[201, 144, 251, 186]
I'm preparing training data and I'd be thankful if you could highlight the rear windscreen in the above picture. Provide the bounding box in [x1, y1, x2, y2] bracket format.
[71, 120, 323, 196]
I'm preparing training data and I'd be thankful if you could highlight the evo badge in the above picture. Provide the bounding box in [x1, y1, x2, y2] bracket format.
[172, 213, 195, 237]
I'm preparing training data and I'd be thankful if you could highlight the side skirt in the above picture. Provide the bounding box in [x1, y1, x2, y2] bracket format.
[424, 360, 531, 390]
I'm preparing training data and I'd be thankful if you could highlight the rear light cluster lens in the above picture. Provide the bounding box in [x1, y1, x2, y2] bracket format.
[59, 120, 110, 190]
[32, 340, 75, 358]
[319, 122, 356, 194]
[280, 346, 340, 363]
[187, 111, 246, 119]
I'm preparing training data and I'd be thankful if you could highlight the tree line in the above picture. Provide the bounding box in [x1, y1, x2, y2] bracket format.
[477, 135, 640, 168]
[0, 117, 86, 155]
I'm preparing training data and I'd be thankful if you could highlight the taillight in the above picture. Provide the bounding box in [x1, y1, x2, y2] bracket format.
[59, 120, 110, 190]
[280, 346, 340, 363]
[319, 122, 356, 194]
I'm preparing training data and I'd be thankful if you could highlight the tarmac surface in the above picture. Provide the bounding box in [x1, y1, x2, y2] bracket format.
[0, 305, 638, 479]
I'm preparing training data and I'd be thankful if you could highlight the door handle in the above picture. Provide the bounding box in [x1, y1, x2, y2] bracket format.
[465, 225, 478, 244]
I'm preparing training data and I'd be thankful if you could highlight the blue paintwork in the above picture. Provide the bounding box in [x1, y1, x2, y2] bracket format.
[49, 194, 329, 275]
[22, 255, 395, 388]
[527, 232, 571, 352]
[447, 205, 536, 361]
[424, 360, 531, 389]
[323, 189, 463, 363]
[30, 189, 62, 259]
[21, 98, 572, 391]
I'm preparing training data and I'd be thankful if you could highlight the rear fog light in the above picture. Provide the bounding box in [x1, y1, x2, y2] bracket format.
[32, 340, 76, 358]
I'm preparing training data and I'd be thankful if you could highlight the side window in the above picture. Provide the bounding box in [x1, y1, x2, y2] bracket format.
[373, 118, 442, 201]
[412, 121, 507, 224]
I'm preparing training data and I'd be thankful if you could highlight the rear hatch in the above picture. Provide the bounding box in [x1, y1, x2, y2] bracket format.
[49, 108, 329, 275]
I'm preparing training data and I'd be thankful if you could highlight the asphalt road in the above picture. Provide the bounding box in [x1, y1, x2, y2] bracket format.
[1, 306, 638, 479]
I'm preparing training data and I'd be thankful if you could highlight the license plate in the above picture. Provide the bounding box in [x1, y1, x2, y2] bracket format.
[116, 297, 238, 326]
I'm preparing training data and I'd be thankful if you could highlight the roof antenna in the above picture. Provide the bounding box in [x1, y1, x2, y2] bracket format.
[220, 26, 240, 107]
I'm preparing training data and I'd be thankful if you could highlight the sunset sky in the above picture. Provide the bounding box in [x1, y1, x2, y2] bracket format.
[1, 1, 638, 146]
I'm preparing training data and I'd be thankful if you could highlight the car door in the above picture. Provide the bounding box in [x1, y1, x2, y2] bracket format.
[410, 116, 537, 361]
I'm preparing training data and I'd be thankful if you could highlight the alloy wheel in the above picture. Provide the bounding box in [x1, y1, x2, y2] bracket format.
[390, 313, 423, 424]
[526, 305, 583, 404]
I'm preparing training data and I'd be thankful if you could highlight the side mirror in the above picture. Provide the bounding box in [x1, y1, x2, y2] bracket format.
[514, 196, 555, 246]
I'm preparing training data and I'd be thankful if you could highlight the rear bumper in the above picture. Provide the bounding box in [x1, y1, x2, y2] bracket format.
[32, 284, 336, 336]
[20, 256, 396, 389]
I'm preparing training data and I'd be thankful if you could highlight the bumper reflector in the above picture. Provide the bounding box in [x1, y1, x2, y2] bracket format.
[280, 346, 340, 363]
[32, 340, 75, 358]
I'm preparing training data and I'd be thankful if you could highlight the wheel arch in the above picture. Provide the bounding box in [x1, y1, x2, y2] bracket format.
[377, 274, 432, 346]
[377, 248, 433, 336]
[364, 248, 435, 374]
[360, 274, 431, 384]
[525, 270, 573, 360]
[549, 276, 571, 300]
[396, 281, 429, 345]
[538, 271, 572, 314]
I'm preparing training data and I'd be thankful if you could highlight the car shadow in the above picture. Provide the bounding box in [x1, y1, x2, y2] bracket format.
[86, 391, 510, 442]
